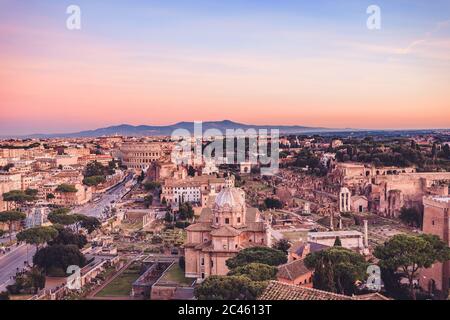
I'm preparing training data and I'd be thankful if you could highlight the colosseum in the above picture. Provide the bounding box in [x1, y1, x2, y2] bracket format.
[119, 141, 173, 170]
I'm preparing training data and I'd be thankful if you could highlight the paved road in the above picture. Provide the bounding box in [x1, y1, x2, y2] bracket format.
[0, 244, 35, 292]
[0, 174, 135, 293]
[73, 173, 135, 219]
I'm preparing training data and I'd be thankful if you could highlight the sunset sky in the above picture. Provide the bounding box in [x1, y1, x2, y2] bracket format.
[1, 0, 449, 135]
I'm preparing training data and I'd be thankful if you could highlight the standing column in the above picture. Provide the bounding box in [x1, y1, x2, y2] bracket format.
[364, 220, 369, 248]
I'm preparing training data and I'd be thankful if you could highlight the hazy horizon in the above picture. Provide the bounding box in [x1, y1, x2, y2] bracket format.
[1, 0, 449, 135]
[1, 119, 449, 138]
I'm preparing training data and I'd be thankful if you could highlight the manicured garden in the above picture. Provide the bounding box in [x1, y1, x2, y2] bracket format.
[160, 263, 193, 286]
[95, 263, 142, 297]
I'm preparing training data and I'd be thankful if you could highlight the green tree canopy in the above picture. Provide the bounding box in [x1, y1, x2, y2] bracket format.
[85, 160, 113, 177]
[164, 211, 173, 223]
[0, 210, 26, 242]
[226, 247, 287, 269]
[0, 211, 26, 224]
[187, 165, 196, 177]
[399, 207, 423, 228]
[6, 267, 46, 295]
[179, 202, 194, 220]
[79, 216, 101, 234]
[55, 184, 78, 193]
[50, 207, 71, 215]
[0, 163, 14, 172]
[194, 275, 267, 300]
[2, 190, 36, 204]
[264, 197, 283, 210]
[293, 149, 328, 176]
[374, 234, 450, 299]
[228, 263, 278, 281]
[179, 256, 185, 271]
[33, 244, 87, 277]
[333, 236, 342, 247]
[47, 208, 89, 228]
[46, 193, 55, 200]
[272, 239, 291, 254]
[143, 195, 153, 208]
[83, 175, 106, 187]
[143, 181, 161, 191]
[304, 246, 368, 295]
[24, 188, 38, 198]
[16, 226, 58, 250]
[49, 227, 87, 249]
[47, 212, 81, 226]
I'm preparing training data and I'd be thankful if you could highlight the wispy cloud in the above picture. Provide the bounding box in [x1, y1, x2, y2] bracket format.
[397, 20, 450, 55]
[343, 20, 450, 63]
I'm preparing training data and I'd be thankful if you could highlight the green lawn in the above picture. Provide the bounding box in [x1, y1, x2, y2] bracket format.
[161, 263, 192, 286]
[96, 265, 142, 297]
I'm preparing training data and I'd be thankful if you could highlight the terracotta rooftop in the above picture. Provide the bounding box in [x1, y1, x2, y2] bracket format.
[288, 241, 329, 256]
[210, 225, 241, 237]
[245, 207, 259, 223]
[353, 293, 391, 300]
[243, 222, 266, 232]
[277, 259, 311, 281]
[194, 240, 212, 250]
[198, 208, 213, 222]
[185, 223, 212, 232]
[259, 281, 351, 300]
[259, 281, 390, 301]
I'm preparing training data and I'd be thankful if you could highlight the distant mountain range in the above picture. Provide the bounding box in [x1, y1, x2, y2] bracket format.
[2, 121, 445, 139]
[9, 120, 352, 138]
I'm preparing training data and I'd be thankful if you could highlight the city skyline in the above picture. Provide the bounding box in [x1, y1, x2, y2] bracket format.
[1, 0, 450, 135]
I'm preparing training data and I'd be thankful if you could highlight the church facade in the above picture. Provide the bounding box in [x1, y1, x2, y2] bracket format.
[184, 187, 271, 281]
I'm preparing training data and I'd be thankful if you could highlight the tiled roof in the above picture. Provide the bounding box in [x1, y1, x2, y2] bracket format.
[198, 208, 213, 222]
[288, 241, 329, 256]
[259, 281, 351, 300]
[195, 240, 212, 250]
[185, 223, 212, 232]
[288, 241, 303, 254]
[259, 281, 390, 301]
[183, 242, 198, 248]
[243, 222, 265, 232]
[353, 293, 390, 300]
[351, 195, 368, 202]
[210, 225, 241, 237]
[277, 259, 311, 281]
[245, 207, 259, 223]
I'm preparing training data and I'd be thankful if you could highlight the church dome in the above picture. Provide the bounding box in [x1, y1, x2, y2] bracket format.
[215, 187, 245, 208]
